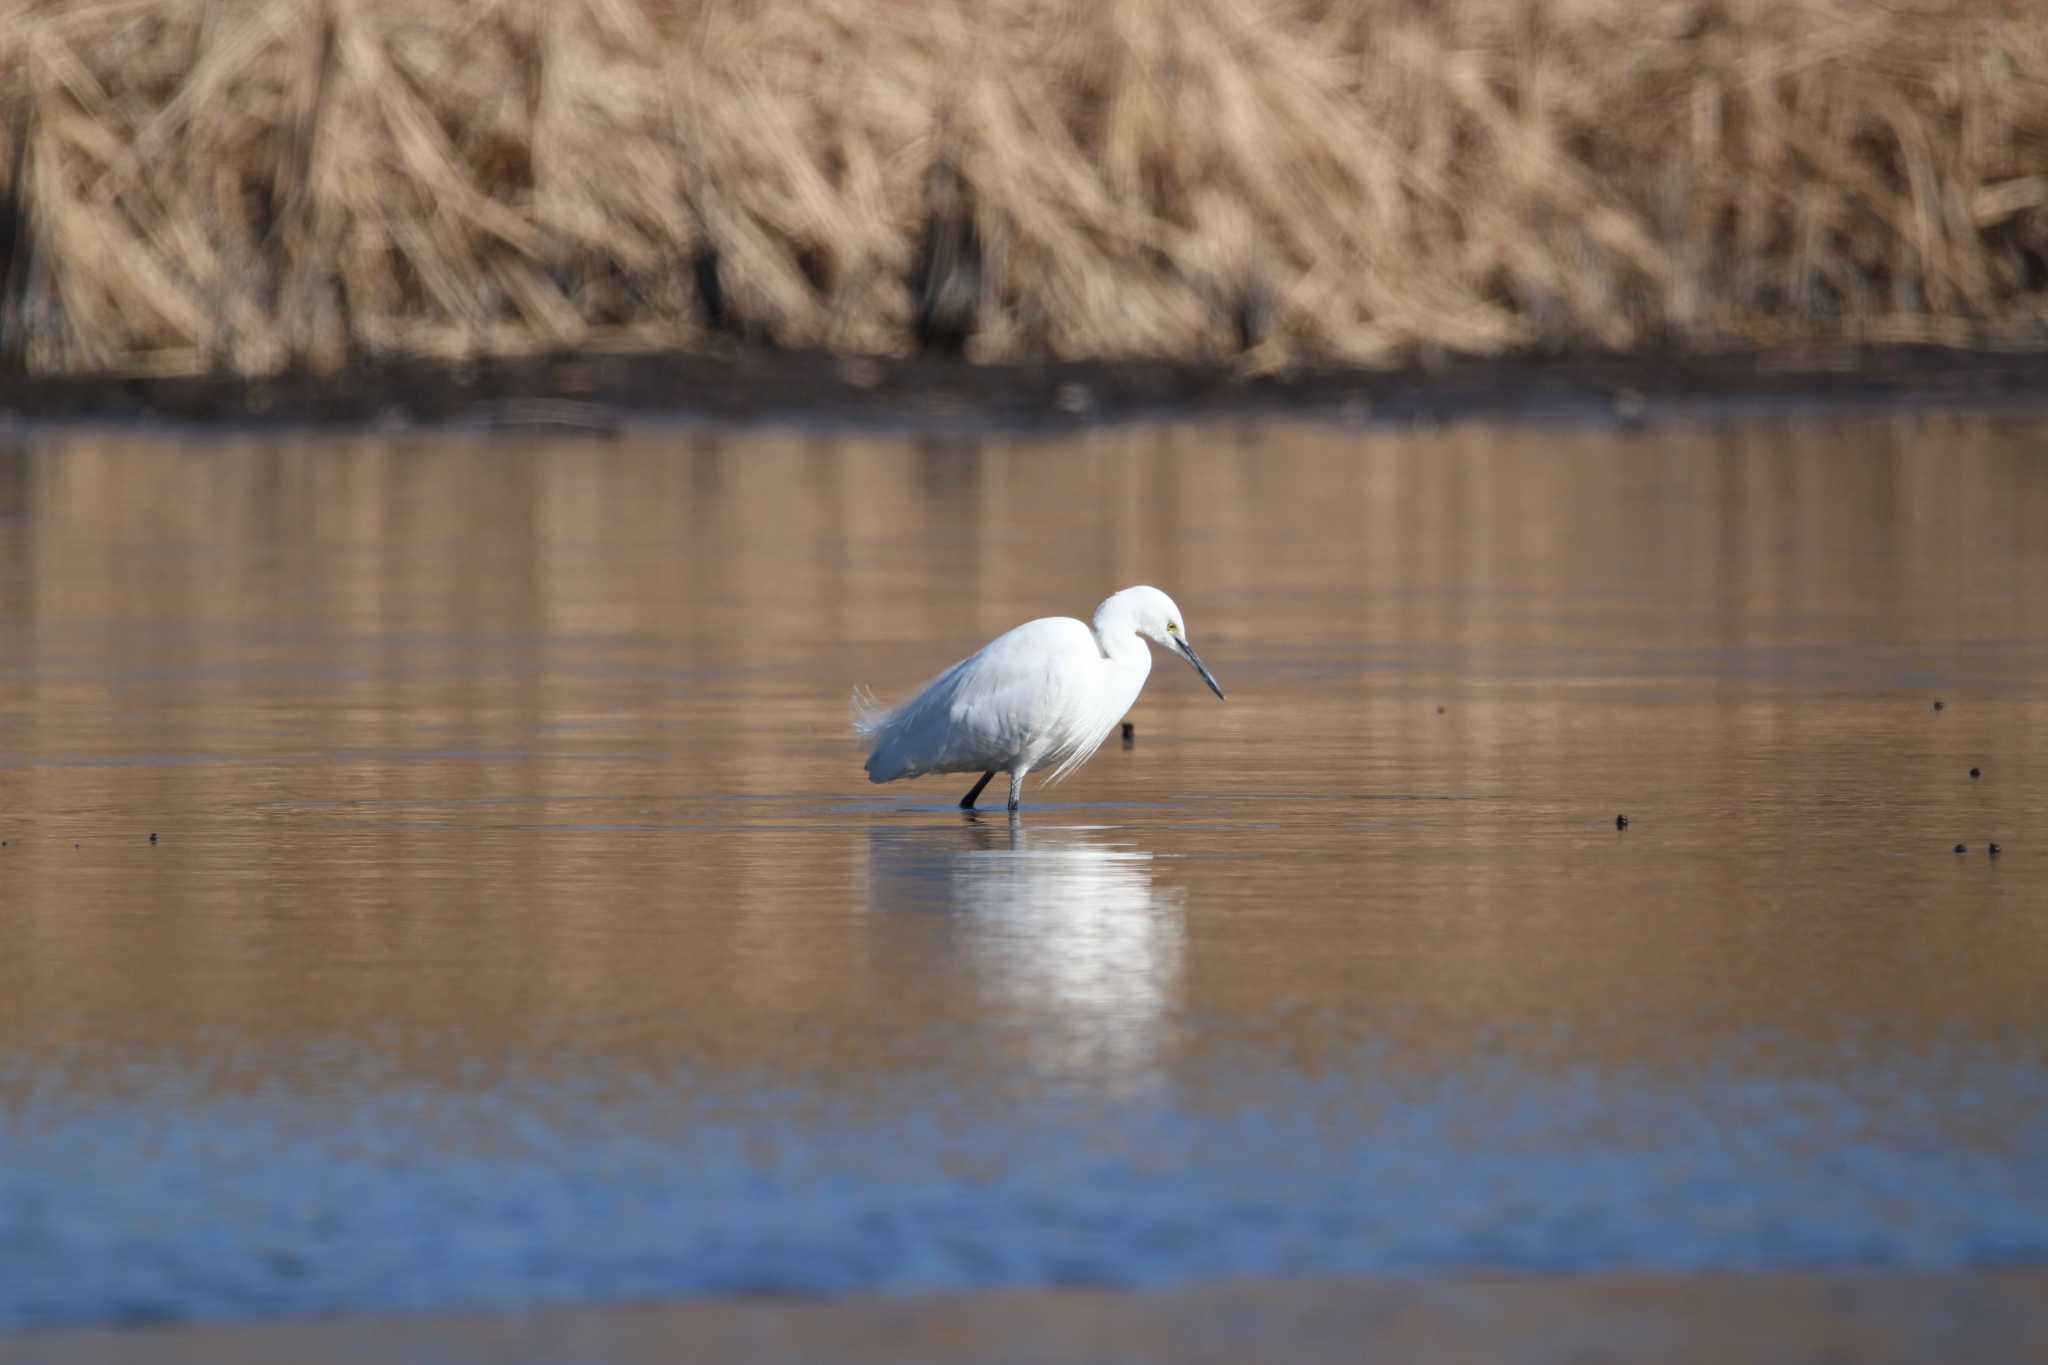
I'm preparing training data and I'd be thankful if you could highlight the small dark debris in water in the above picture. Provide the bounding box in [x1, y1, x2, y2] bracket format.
[1436, 705, 1446, 714]
[1120, 721, 1135, 746]
[1989, 843, 2002, 856]
[149, 832, 158, 844]
[1933, 700, 1945, 711]
[1970, 768, 1982, 779]
[1616, 814, 1630, 830]
[1955, 843, 1967, 854]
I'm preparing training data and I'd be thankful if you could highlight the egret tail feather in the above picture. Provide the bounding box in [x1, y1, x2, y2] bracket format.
[851, 685, 892, 739]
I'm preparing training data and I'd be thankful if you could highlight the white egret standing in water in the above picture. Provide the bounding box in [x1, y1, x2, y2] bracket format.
[856, 585, 1226, 811]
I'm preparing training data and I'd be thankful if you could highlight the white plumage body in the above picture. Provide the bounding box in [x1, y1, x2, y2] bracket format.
[863, 615, 1151, 786]
[856, 586, 1224, 811]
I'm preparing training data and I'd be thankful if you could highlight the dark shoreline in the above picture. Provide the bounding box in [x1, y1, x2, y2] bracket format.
[2, 345, 2047, 437]
[11, 1270, 2048, 1364]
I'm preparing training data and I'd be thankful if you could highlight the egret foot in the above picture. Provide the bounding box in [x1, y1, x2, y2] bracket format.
[1006, 768, 1028, 813]
[959, 770, 996, 810]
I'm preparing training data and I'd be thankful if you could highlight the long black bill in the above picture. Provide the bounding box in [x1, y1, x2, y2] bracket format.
[1179, 639, 1226, 700]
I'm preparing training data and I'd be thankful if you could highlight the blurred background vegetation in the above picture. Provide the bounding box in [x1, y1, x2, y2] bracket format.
[1, 0, 2045, 379]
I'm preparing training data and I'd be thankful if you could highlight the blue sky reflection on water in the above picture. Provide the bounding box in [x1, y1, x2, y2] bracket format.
[4, 1039, 2048, 1329]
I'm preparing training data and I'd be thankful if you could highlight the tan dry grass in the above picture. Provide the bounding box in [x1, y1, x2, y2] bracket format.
[2, 0, 2046, 378]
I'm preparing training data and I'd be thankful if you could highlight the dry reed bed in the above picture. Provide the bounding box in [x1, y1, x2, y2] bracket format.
[2, 0, 2047, 378]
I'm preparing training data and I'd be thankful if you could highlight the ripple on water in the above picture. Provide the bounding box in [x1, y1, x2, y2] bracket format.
[3, 1043, 2047, 1329]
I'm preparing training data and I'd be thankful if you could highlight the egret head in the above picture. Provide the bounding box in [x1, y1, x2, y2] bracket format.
[1098, 586, 1226, 700]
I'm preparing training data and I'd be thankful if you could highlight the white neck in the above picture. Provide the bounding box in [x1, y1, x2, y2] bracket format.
[1090, 595, 1151, 662]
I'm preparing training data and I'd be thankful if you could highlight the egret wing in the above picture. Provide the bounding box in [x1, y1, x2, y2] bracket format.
[940, 618, 1099, 768]
[859, 617, 1100, 781]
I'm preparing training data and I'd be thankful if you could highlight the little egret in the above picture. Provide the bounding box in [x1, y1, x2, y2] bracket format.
[856, 585, 1225, 811]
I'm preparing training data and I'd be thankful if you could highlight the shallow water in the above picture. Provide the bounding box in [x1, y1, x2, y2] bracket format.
[1, 416, 2046, 1329]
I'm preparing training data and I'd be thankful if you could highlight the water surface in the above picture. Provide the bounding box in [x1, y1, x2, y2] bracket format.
[2, 417, 2046, 1328]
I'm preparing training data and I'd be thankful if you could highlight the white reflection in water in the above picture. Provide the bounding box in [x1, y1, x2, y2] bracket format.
[865, 819, 1186, 1087]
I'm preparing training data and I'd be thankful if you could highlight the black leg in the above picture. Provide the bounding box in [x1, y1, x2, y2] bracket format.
[959, 770, 996, 810]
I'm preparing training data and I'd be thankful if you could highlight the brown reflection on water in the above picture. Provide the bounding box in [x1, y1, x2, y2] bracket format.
[1, 417, 2046, 1096]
